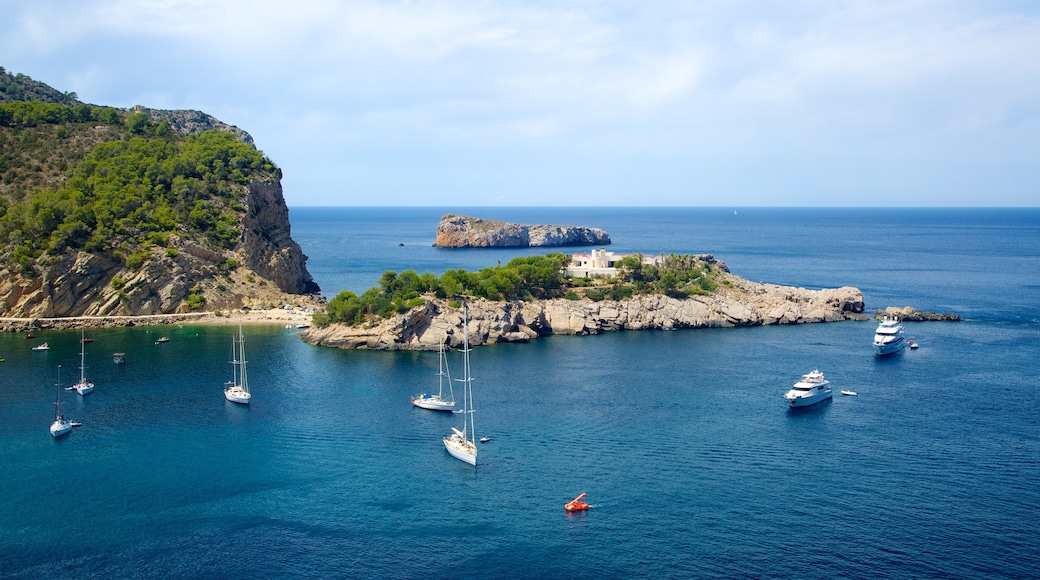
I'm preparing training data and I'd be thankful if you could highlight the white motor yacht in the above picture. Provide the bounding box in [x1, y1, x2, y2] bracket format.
[873, 316, 907, 356]
[784, 369, 833, 407]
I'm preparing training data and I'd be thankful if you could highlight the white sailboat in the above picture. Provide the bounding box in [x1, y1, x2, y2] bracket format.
[68, 329, 94, 395]
[443, 303, 477, 465]
[224, 321, 251, 404]
[50, 365, 73, 438]
[411, 344, 456, 411]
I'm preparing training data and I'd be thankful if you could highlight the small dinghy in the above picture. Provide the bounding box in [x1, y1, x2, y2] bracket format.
[841, 390, 858, 396]
[480, 437, 491, 443]
[565, 493, 590, 512]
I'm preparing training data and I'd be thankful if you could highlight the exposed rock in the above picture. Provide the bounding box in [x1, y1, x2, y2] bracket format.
[433, 214, 611, 248]
[299, 274, 868, 351]
[874, 306, 961, 322]
[241, 179, 320, 295]
[135, 106, 254, 144]
[0, 177, 322, 320]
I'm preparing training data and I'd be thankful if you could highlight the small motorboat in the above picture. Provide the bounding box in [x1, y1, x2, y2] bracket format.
[32, 342, 50, 351]
[155, 336, 170, 344]
[70, 422, 82, 427]
[113, 353, 125, 364]
[25, 333, 36, 339]
[909, 340, 919, 350]
[480, 437, 491, 443]
[565, 493, 590, 512]
[82, 337, 94, 343]
[841, 390, 858, 396]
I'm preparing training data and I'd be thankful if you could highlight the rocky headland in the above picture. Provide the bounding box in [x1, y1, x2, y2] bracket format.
[0, 68, 321, 323]
[433, 214, 611, 248]
[299, 274, 868, 350]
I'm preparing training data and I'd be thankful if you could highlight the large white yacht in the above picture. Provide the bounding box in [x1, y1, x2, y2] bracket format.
[873, 316, 907, 356]
[784, 369, 832, 407]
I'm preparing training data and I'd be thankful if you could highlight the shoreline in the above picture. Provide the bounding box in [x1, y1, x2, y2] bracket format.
[0, 308, 315, 332]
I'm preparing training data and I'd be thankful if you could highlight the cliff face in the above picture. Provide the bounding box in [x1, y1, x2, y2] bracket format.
[299, 276, 866, 351]
[241, 179, 319, 295]
[0, 177, 321, 318]
[433, 214, 611, 248]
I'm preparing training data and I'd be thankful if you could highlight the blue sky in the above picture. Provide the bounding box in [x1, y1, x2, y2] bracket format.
[3, 1, 1039, 207]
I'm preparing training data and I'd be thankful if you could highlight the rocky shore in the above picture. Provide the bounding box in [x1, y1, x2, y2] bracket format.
[0, 307, 317, 333]
[299, 276, 870, 350]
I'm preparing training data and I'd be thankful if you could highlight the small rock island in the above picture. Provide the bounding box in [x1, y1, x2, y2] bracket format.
[433, 214, 611, 248]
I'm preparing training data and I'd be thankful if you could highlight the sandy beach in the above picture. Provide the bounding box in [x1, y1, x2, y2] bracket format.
[0, 307, 317, 333]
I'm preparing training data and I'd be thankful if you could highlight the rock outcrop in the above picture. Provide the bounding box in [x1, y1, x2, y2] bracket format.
[433, 214, 611, 248]
[0, 177, 321, 319]
[874, 306, 960, 321]
[299, 276, 866, 351]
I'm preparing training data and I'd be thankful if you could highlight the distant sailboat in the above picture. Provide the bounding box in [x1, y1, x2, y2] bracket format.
[224, 321, 251, 404]
[68, 329, 94, 395]
[50, 365, 73, 438]
[443, 303, 477, 465]
[411, 344, 456, 411]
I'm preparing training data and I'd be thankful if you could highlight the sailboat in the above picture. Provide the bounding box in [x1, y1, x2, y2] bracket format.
[68, 329, 95, 395]
[50, 365, 73, 438]
[224, 320, 251, 404]
[443, 303, 477, 465]
[411, 344, 456, 411]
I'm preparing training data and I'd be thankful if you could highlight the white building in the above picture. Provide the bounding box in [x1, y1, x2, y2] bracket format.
[564, 249, 662, 278]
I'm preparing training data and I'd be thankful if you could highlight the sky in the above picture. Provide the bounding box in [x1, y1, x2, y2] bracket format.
[2, 1, 1039, 207]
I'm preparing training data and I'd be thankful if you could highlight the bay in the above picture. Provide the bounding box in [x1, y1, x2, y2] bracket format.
[1, 207, 1038, 579]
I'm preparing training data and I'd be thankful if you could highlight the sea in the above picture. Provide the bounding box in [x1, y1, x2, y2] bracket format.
[1, 207, 1038, 579]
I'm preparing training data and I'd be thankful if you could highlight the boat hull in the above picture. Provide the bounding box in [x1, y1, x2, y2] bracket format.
[874, 338, 906, 356]
[50, 420, 72, 437]
[443, 435, 476, 465]
[785, 390, 833, 407]
[224, 386, 251, 404]
[73, 381, 94, 396]
[412, 396, 455, 411]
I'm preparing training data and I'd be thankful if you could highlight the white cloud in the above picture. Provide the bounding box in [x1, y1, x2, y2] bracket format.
[3, 0, 1040, 205]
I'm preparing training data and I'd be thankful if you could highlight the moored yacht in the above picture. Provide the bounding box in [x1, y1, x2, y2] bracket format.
[784, 369, 832, 407]
[873, 316, 907, 356]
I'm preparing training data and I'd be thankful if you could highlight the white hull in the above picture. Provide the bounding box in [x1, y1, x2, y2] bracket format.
[786, 390, 833, 407]
[412, 395, 455, 411]
[50, 420, 72, 437]
[443, 434, 477, 465]
[72, 381, 94, 396]
[224, 386, 251, 404]
[874, 337, 906, 356]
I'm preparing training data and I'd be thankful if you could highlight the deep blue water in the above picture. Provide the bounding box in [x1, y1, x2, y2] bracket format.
[2, 208, 1039, 579]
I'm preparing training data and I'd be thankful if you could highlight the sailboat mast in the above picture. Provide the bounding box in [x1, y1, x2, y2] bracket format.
[79, 330, 86, 382]
[238, 322, 248, 393]
[463, 303, 475, 445]
[54, 365, 61, 419]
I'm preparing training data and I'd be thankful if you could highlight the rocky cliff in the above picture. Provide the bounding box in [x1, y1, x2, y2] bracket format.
[299, 275, 866, 350]
[0, 177, 320, 318]
[433, 214, 611, 248]
[0, 68, 321, 320]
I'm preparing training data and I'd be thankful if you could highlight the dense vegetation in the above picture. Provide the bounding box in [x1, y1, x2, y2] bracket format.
[314, 252, 728, 327]
[0, 99, 277, 276]
[313, 253, 572, 327]
[0, 66, 79, 105]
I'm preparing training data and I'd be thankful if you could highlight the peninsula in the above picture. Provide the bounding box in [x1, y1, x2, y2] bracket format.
[299, 253, 867, 351]
[433, 214, 611, 248]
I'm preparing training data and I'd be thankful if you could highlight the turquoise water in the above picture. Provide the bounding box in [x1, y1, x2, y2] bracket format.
[2, 208, 1039, 578]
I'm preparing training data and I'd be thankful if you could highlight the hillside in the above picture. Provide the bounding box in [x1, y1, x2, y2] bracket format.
[0, 67, 320, 318]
